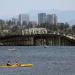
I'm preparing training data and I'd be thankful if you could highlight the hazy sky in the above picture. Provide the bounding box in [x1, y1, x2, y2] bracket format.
[0, 0, 75, 15]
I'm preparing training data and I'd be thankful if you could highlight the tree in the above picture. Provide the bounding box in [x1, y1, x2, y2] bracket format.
[64, 23, 69, 30]
[0, 19, 5, 30]
[72, 25, 75, 34]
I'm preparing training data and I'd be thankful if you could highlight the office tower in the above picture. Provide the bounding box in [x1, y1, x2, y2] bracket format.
[46, 14, 58, 25]
[46, 14, 54, 24]
[18, 14, 29, 25]
[38, 13, 58, 25]
[53, 14, 58, 25]
[38, 13, 46, 24]
[12, 18, 18, 25]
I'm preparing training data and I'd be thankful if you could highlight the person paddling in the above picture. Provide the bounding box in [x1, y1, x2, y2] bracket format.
[15, 61, 21, 66]
[7, 61, 11, 66]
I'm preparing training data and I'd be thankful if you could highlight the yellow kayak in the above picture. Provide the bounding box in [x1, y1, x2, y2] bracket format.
[0, 64, 33, 68]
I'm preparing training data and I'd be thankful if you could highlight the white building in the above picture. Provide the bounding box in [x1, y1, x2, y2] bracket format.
[22, 28, 47, 35]
[19, 14, 29, 25]
[3, 29, 9, 33]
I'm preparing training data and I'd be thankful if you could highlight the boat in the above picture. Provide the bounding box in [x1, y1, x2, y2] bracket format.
[8, 48, 16, 51]
[0, 64, 33, 68]
[44, 45, 49, 48]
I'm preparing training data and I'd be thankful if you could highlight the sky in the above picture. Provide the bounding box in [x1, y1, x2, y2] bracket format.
[0, 0, 75, 21]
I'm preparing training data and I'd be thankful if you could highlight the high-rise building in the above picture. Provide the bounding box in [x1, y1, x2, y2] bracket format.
[46, 14, 57, 25]
[46, 14, 54, 24]
[12, 18, 18, 25]
[38, 13, 58, 25]
[38, 13, 46, 24]
[53, 14, 58, 25]
[18, 14, 29, 25]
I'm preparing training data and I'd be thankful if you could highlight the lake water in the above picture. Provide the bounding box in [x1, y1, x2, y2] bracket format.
[0, 46, 75, 75]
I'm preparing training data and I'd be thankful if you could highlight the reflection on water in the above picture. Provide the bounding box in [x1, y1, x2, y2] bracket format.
[0, 46, 75, 75]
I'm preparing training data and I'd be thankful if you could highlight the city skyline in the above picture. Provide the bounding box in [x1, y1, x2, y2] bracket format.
[0, 12, 74, 25]
[11, 13, 58, 25]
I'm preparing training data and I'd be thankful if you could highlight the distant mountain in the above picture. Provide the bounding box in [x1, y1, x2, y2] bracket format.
[29, 9, 75, 25]
[68, 19, 75, 25]
[56, 11, 75, 25]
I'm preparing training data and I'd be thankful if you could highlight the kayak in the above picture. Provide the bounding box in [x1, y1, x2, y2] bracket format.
[0, 64, 33, 68]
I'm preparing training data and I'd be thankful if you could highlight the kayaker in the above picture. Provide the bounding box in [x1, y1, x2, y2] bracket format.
[7, 61, 11, 66]
[15, 61, 21, 66]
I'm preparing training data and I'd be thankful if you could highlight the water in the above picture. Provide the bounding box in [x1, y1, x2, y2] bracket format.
[0, 46, 75, 75]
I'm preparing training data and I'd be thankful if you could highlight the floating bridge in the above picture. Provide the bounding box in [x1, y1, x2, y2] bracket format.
[0, 34, 75, 46]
